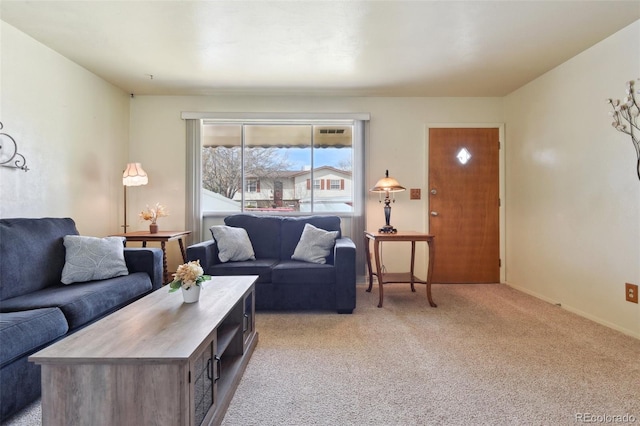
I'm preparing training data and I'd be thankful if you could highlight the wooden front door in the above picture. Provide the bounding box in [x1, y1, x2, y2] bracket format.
[428, 128, 500, 283]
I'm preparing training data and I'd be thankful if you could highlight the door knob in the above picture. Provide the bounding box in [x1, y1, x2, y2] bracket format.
[430, 211, 439, 216]
[430, 189, 437, 195]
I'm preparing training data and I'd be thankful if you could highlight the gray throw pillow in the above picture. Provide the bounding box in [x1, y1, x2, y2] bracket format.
[210, 225, 256, 263]
[61, 235, 129, 284]
[291, 223, 338, 264]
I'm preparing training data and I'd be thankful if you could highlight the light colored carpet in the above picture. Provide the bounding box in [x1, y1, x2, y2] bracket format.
[5, 283, 640, 425]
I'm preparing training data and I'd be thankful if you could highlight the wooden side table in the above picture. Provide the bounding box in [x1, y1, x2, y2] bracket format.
[364, 230, 436, 308]
[111, 230, 191, 284]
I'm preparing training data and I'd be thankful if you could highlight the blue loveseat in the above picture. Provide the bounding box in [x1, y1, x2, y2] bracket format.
[0, 217, 163, 421]
[187, 215, 356, 313]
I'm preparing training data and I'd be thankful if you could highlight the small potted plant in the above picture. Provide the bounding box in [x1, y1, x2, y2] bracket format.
[168, 260, 211, 303]
[139, 202, 168, 233]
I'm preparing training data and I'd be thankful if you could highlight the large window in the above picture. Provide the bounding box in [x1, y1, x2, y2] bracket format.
[183, 113, 368, 274]
[201, 123, 354, 214]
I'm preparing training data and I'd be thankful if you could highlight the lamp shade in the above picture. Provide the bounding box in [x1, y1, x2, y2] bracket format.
[122, 162, 148, 186]
[370, 170, 405, 193]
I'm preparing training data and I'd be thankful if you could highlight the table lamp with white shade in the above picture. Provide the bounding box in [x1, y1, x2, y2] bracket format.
[369, 170, 405, 234]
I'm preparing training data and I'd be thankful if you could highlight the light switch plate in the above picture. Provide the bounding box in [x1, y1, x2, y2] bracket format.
[410, 188, 421, 200]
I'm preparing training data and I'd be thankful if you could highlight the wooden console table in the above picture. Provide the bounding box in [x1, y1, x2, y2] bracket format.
[30, 275, 258, 426]
[112, 230, 191, 284]
[364, 230, 436, 308]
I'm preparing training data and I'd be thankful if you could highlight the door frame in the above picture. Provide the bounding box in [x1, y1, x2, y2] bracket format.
[425, 123, 506, 283]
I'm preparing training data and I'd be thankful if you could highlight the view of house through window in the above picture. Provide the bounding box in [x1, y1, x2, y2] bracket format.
[201, 123, 354, 213]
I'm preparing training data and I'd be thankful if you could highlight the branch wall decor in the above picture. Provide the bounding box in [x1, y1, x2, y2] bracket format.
[0, 122, 29, 171]
[607, 79, 639, 181]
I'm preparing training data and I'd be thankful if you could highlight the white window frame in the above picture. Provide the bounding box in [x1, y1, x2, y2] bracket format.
[183, 112, 370, 275]
[246, 179, 258, 193]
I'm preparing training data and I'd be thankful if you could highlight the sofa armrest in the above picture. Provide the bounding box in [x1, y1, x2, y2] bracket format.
[334, 237, 356, 314]
[124, 248, 164, 290]
[187, 240, 220, 272]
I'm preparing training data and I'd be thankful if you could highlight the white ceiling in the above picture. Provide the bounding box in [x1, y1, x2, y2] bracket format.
[2, 1, 639, 97]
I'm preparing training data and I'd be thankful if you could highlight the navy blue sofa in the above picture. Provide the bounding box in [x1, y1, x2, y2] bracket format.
[0, 217, 163, 421]
[187, 215, 356, 313]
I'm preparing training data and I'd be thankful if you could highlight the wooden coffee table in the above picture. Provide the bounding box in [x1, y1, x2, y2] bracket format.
[30, 275, 258, 426]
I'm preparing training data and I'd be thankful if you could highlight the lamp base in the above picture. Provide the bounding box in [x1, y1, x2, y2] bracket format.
[378, 225, 397, 234]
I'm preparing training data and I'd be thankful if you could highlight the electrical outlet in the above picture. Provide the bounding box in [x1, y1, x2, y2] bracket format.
[410, 188, 421, 200]
[626, 283, 638, 304]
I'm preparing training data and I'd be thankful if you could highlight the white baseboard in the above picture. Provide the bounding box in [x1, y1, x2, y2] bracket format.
[504, 281, 640, 340]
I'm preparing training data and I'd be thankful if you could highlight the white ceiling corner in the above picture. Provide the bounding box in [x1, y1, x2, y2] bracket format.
[1, 0, 639, 97]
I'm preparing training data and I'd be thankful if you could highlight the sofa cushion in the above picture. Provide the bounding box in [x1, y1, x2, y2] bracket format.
[224, 215, 281, 259]
[0, 273, 152, 330]
[0, 308, 68, 366]
[207, 258, 279, 284]
[254, 281, 336, 311]
[61, 235, 129, 284]
[210, 226, 256, 262]
[272, 260, 336, 285]
[291, 223, 339, 264]
[0, 217, 79, 300]
[280, 216, 341, 262]
[0, 354, 42, 422]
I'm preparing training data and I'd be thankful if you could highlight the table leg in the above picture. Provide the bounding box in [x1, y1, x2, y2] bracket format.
[426, 237, 437, 307]
[373, 240, 384, 308]
[161, 241, 168, 284]
[178, 238, 187, 263]
[365, 236, 373, 292]
[410, 241, 416, 292]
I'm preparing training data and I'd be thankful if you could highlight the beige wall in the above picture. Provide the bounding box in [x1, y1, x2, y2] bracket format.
[2, 17, 638, 337]
[0, 22, 130, 236]
[504, 20, 640, 338]
[128, 95, 504, 277]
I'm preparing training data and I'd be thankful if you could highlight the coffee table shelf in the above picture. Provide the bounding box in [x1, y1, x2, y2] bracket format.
[217, 324, 240, 354]
[30, 276, 258, 426]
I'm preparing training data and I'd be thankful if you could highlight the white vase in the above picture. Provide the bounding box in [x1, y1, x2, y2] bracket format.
[181, 285, 201, 303]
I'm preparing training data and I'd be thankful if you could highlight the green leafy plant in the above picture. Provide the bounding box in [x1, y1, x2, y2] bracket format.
[168, 260, 211, 292]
